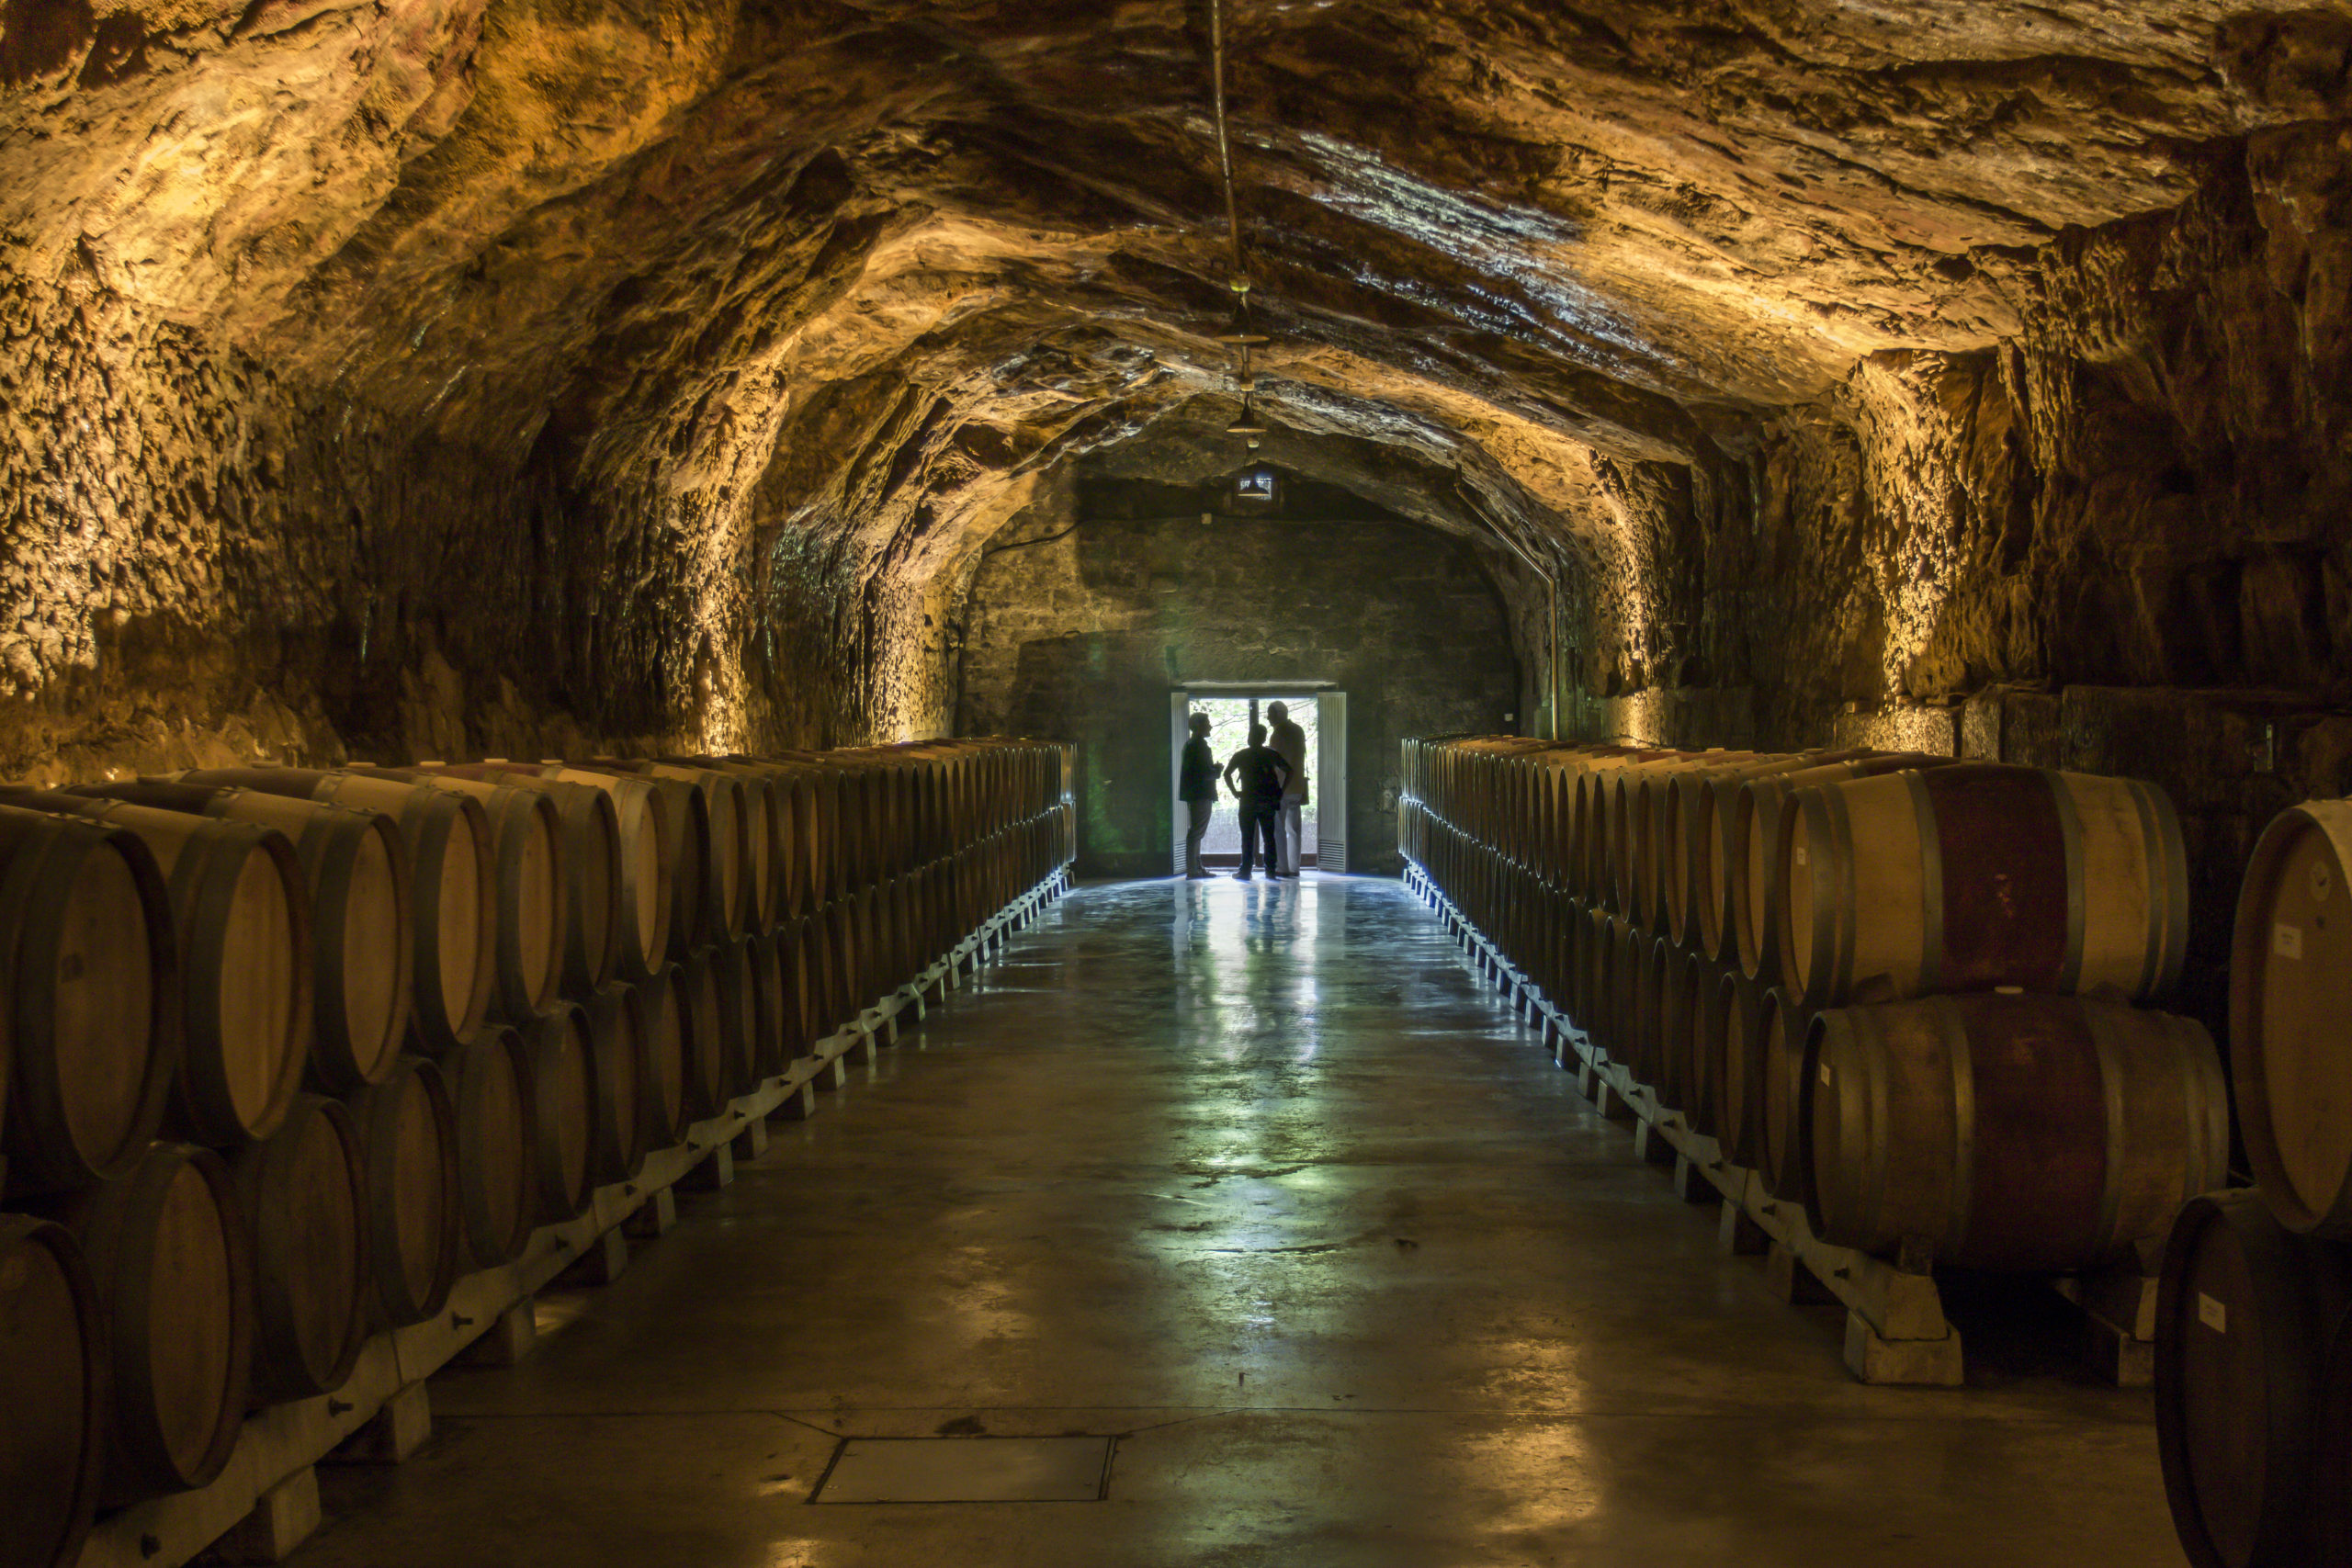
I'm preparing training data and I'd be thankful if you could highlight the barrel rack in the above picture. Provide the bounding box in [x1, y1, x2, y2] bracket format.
[74, 866, 1072, 1568]
[1401, 860, 2160, 1389]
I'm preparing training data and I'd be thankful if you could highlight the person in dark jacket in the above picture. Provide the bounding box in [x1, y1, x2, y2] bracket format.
[1223, 723, 1292, 881]
[1266, 700, 1308, 877]
[1179, 711, 1220, 878]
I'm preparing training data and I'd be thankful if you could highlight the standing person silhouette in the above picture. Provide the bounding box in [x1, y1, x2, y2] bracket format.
[1265, 700, 1308, 877]
[1179, 711, 1219, 879]
[1223, 723, 1292, 882]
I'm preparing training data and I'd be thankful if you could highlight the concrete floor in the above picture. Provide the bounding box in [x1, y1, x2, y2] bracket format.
[301, 875, 2185, 1568]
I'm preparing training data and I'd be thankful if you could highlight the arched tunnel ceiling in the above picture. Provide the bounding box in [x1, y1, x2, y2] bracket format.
[3, 0, 2346, 744]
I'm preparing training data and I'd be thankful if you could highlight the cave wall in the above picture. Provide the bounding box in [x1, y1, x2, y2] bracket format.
[1552, 136, 2352, 1042]
[957, 492, 1519, 878]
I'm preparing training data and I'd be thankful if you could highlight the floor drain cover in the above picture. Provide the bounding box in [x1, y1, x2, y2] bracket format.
[810, 1436, 1114, 1503]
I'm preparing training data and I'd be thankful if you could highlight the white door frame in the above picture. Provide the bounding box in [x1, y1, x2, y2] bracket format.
[1170, 685, 1345, 874]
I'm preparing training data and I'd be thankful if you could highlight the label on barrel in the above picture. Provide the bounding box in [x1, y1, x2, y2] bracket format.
[1794, 846, 1808, 866]
[1819, 1061, 1833, 1087]
[2275, 923, 2304, 961]
[2199, 1292, 2227, 1333]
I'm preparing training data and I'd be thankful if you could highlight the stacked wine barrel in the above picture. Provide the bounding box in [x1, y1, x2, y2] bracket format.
[0, 737, 1073, 1568]
[1400, 735, 2228, 1273]
[2157, 796, 2352, 1568]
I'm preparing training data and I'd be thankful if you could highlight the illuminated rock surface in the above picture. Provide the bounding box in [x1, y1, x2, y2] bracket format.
[5, 0, 2348, 775]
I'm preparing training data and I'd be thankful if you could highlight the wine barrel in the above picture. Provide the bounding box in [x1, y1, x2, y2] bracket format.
[1807, 995, 2230, 1269]
[0, 806, 177, 1195]
[628, 965, 692, 1148]
[1714, 970, 1773, 1169]
[1781, 764, 2188, 1007]
[230, 1093, 368, 1404]
[511, 764, 673, 986]
[674, 949, 729, 1120]
[576, 764, 711, 958]
[674, 759, 777, 934]
[2230, 798, 2352, 1236]
[1625, 753, 1752, 929]
[58, 1143, 254, 1503]
[1684, 954, 1736, 1141]
[0, 1214, 104, 1568]
[2156, 1190, 2352, 1568]
[352, 768, 566, 1025]
[1657, 945, 1707, 1113]
[751, 926, 790, 1079]
[74, 781, 413, 1094]
[183, 768, 493, 1055]
[784, 916, 821, 1055]
[1727, 754, 1948, 980]
[650, 763, 752, 939]
[425, 766, 623, 999]
[712, 933, 763, 1095]
[1670, 752, 1855, 953]
[445, 1025, 537, 1269]
[516, 1002, 594, 1224]
[580, 985, 646, 1183]
[0, 790, 314, 1150]
[344, 1055, 461, 1327]
[1630, 933, 1673, 1089]
[1757, 986, 1815, 1201]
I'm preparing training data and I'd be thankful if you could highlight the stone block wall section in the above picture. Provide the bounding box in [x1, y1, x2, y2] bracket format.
[957, 509, 1520, 878]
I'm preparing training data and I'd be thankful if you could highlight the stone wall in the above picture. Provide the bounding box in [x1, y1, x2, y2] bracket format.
[957, 502, 1521, 878]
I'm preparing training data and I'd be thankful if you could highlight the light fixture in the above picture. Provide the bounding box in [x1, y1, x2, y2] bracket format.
[1216, 333, 1270, 346]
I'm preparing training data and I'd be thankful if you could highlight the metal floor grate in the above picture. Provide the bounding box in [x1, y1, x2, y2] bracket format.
[808, 1436, 1115, 1504]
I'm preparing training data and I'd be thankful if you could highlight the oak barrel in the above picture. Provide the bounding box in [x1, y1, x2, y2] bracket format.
[344, 1055, 461, 1327]
[1781, 764, 2188, 1006]
[184, 769, 494, 1055]
[675, 952, 729, 1126]
[516, 1002, 595, 1224]
[1714, 970, 1772, 1169]
[74, 782, 413, 1094]
[446, 1025, 538, 1269]
[1727, 754, 1946, 980]
[0, 1214, 104, 1568]
[0, 805, 176, 1195]
[628, 965, 692, 1147]
[354, 768, 566, 1025]
[229, 1092, 368, 1404]
[425, 765, 622, 1000]
[1756, 986, 1815, 1201]
[711, 935, 762, 1100]
[2156, 1190, 2352, 1568]
[57, 1143, 254, 1503]
[2229, 798, 2352, 1236]
[2, 791, 314, 1150]
[516, 764, 673, 985]
[1807, 995, 2230, 1269]
[577, 762, 716, 953]
[750, 927, 790, 1079]
[580, 984, 647, 1183]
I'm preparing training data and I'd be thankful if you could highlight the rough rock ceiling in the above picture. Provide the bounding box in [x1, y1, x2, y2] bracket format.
[4, 0, 2345, 738]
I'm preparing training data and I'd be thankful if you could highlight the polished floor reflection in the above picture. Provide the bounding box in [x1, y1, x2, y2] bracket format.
[300, 875, 2181, 1567]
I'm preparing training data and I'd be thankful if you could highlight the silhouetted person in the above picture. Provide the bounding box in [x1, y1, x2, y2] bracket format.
[1266, 700, 1307, 877]
[1223, 722, 1291, 881]
[1179, 711, 1219, 878]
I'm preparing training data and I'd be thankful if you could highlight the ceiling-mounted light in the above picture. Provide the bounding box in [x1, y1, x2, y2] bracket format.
[1227, 276, 1252, 296]
[1227, 411, 1268, 435]
[1216, 333, 1271, 346]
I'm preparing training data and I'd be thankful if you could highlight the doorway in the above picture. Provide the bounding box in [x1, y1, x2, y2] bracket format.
[1169, 687, 1349, 873]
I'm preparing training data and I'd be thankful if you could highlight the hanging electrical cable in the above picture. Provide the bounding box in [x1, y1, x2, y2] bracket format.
[1206, 0, 1272, 452]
